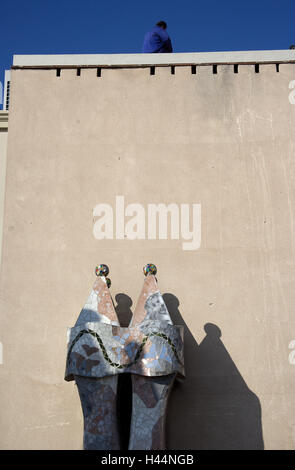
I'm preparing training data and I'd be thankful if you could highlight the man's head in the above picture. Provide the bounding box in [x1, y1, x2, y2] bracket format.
[290, 45, 295, 49]
[156, 21, 167, 30]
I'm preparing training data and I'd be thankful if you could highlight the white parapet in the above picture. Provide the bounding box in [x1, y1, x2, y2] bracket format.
[12, 49, 295, 68]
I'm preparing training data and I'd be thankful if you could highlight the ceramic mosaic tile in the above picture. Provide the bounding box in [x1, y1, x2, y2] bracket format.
[65, 271, 185, 450]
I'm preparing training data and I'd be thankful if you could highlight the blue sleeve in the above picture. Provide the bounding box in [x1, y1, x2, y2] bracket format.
[165, 37, 173, 52]
[150, 32, 163, 51]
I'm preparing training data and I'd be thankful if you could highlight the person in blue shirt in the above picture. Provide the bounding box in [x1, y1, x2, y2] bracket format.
[142, 21, 173, 53]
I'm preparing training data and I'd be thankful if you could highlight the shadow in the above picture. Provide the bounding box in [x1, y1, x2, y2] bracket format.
[163, 293, 264, 450]
[117, 372, 132, 450]
[114, 293, 134, 449]
[115, 293, 133, 327]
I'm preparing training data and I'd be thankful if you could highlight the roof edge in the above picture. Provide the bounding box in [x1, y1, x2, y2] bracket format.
[12, 50, 295, 68]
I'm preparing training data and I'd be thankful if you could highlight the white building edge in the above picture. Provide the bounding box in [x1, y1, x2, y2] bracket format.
[12, 49, 295, 68]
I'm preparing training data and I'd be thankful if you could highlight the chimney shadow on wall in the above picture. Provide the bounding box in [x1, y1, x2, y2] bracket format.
[114, 293, 134, 450]
[163, 293, 264, 450]
[115, 293, 133, 327]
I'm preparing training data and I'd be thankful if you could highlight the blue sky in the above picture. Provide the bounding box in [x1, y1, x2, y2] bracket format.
[1, 0, 295, 107]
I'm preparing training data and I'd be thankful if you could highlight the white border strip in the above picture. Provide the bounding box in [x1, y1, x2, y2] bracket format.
[13, 50, 295, 68]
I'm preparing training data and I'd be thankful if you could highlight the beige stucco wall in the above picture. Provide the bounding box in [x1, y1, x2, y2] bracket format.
[0, 62, 295, 449]
[0, 112, 8, 268]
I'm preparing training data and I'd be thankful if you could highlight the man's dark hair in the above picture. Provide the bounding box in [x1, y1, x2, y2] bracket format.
[156, 21, 167, 30]
[290, 45, 295, 49]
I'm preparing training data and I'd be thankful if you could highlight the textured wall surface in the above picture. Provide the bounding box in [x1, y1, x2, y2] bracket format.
[0, 62, 295, 449]
[0, 115, 8, 267]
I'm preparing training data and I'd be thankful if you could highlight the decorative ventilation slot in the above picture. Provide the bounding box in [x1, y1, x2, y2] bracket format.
[171, 66, 175, 75]
[255, 64, 260, 73]
[56, 68, 61, 77]
[213, 64, 218, 74]
[191, 65, 197, 74]
[234, 64, 239, 73]
[77, 68, 81, 76]
[97, 67, 101, 77]
[276, 63, 280, 72]
[5, 81, 10, 110]
[150, 66, 155, 75]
